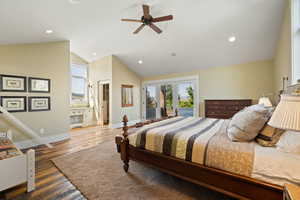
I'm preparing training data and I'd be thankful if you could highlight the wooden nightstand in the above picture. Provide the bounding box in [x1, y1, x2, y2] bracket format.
[284, 184, 300, 200]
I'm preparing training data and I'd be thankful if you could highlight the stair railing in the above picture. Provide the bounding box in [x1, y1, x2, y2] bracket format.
[0, 105, 52, 148]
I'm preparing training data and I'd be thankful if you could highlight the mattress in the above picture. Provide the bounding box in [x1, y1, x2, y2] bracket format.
[128, 116, 300, 186]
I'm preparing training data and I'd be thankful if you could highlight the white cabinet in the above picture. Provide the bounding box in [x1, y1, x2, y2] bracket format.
[0, 132, 35, 192]
[70, 107, 94, 128]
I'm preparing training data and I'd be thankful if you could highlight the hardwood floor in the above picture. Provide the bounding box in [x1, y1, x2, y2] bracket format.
[0, 126, 119, 200]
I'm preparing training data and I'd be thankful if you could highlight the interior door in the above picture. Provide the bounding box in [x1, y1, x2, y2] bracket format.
[102, 84, 109, 125]
[98, 83, 104, 126]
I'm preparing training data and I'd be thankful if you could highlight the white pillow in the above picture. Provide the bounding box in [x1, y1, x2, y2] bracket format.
[276, 131, 300, 155]
[227, 104, 269, 142]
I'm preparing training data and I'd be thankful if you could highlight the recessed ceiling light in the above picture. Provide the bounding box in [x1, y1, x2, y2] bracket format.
[138, 60, 143, 64]
[69, 0, 80, 4]
[45, 30, 53, 34]
[228, 36, 236, 42]
[92, 52, 97, 56]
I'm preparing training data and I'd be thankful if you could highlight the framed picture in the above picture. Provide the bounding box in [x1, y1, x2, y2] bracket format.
[0, 75, 27, 92]
[28, 97, 51, 112]
[121, 85, 133, 107]
[0, 96, 27, 112]
[28, 77, 50, 93]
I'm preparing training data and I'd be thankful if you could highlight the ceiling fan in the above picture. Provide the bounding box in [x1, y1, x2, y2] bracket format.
[121, 4, 173, 34]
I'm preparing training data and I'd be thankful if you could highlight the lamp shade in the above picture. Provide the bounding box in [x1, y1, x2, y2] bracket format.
[268, 95, 300, 131]
[258, 97, 272, 107]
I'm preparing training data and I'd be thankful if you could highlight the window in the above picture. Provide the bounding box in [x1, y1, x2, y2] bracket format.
[71, 64, 88, 104]
[292, 0, 300, 84]
[143, 76, 199, 120]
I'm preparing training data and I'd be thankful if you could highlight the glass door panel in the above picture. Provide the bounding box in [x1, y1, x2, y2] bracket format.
[177, 82, 194, 117]
[160, 85, 173, 117]
[146, 86, 157, 120]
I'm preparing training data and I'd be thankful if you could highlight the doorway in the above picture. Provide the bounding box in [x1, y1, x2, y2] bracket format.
[143, 76, 198, 120]
[98, 82, 109, 125]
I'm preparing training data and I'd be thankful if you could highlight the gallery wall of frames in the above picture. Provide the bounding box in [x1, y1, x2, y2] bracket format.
[0, 74, 51, 112]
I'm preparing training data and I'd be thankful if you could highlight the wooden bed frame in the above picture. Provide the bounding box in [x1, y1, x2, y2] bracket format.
[115, 114, 284, 200]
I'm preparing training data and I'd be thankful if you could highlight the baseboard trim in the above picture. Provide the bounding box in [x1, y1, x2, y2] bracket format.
[14, 132, 70, 149]
[110, 119, 141, 129]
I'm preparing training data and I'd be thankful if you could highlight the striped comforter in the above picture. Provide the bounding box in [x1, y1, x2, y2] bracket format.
[128, 116, 255, 177]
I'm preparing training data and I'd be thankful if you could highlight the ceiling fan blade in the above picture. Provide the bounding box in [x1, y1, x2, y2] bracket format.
[152, 15, 173, 23]
[149, 23, 162, 34]
[143, 5, 150, 19]
[121, 19, 142, 22]
[133, 24, 146, 34]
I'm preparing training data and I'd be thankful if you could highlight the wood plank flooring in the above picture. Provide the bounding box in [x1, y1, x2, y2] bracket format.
[0, 126, 119, 200]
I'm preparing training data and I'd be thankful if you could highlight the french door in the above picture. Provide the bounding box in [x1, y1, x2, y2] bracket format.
[142, 77, 198, 120]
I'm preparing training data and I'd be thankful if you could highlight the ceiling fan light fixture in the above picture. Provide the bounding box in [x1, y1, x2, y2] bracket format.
[138, 60, 143, 64]
[92, 52, 97, 56]
[121, 4, 173, 34]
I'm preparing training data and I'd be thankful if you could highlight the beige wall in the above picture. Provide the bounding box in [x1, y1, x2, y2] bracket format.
[89, 55, 141, 125]
[89, 56, 112, 84]
[273, 1, 291, 95]
[0, 41, 70, 143]
[143, 60, 274, 117]
[89, 56, 113, 123]
[111, 56, 141, 124]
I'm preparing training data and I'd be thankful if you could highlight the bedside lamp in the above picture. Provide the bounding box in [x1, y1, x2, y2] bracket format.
[258, 97, 272, 107]
[268, 95, 300, 131]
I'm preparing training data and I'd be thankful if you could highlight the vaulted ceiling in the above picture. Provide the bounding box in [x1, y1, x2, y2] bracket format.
[0, 0, 286, 77]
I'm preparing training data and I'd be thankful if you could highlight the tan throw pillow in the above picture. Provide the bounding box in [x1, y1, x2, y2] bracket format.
[227, 104, 269, 142]
[256, 125, 284, 147]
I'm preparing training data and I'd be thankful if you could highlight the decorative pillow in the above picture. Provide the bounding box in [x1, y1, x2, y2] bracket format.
[255, 125, 284, 147]
[276, 131, 300, 155]
[227, 104, 269, 142]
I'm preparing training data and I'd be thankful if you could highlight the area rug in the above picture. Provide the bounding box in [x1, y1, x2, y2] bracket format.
[52, 140, 234, 200]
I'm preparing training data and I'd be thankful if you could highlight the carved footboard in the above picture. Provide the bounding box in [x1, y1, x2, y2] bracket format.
[115, 110, 178, 172]
[115, 112, 283, 200]
[115, 115, 130, 172]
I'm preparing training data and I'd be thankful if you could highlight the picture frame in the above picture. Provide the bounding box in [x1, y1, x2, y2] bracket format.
[121, 85, 133, 107]
[28, 77, 51, 93]
[0, 75, 27, 92]
[28, 97, 51, 112]
[0, 96, 27, 112]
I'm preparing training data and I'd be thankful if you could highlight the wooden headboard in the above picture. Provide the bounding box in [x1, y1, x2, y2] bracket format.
[205, 99, 252, 119]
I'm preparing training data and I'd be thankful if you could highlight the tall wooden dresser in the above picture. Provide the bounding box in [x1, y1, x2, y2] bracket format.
[205, 99, 252, 119]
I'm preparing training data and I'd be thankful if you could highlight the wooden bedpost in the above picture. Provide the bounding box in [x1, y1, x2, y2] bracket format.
[115, 115, 130, 172]
[122, 115, 128, 138]
[122, 115, 129, 172]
